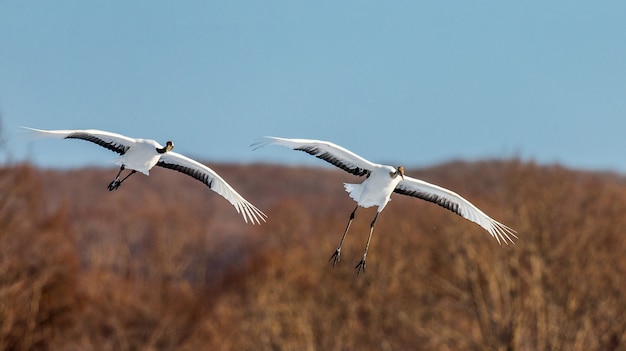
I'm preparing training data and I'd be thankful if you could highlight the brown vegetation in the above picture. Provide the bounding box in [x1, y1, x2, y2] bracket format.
[0, 160, 625, 350]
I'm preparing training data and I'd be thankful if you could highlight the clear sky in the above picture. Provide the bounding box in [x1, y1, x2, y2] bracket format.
[1, 1, 625, 171]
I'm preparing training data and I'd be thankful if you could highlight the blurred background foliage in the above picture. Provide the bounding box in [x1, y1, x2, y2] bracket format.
[0, 158, 625, 350]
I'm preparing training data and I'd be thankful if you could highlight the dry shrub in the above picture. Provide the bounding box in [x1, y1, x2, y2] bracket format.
[1, 160, 625, 350]
[0, 165, 79, 350]
[188, 161, 626, 351]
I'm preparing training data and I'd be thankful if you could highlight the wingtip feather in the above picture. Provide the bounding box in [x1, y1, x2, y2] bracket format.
[250, 136, 279, 151]
[19, 126, 68, 139]
[489, 220, 518, 246]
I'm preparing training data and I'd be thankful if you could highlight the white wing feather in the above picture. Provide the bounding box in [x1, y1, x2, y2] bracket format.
[394, 176, 517, 244]
[22, 127, 136, 155]
[157, 152, 267, 225]
[252, 136, 377, 176]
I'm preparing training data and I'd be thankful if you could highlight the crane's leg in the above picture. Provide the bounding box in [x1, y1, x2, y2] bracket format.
[107, 166, 136, 191]
[118, 170, 137, 185]
[329, 205, 359, 266]
[355, 212, 380, 275]
[107, 165, 125, 191]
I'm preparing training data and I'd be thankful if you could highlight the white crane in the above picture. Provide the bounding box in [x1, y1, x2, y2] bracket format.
[253, 137, 516, 274]
[24, 127, 266, 225]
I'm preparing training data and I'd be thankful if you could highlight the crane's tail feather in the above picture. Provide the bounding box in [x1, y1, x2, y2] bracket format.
[343, 183, 362, 203]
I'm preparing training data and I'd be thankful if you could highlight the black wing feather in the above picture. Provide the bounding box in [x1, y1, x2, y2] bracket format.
[295, 146, 370, 177]
[65, 132, 130, 155]
[156, 160, 214, 188]
[393, 187, 462, 216]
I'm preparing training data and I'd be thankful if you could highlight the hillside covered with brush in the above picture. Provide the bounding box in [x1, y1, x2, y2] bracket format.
[1, 160, 625, 350]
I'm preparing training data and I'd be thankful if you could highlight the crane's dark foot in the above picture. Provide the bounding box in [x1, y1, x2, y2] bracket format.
[329, 248, 342, 266]
[354, 258, 366, 275]
[107, 179, 121, 191]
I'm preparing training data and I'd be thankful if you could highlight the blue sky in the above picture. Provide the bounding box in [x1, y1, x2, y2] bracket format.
[1, 1, 625, 171]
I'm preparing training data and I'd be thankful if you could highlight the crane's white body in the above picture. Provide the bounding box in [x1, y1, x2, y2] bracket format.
[344, 164, 401, 210]
[114, 138, 163, 175]
[24, 127, 266, 224]
[253, 136, 516, 245]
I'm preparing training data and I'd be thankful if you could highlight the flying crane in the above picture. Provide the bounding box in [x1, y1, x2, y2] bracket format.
[25, 127, 266, 225]
[253, 136, 516, 274]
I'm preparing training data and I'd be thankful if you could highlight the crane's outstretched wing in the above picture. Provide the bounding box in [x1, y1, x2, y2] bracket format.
[157, 152, 267, 225]
[394, 176, 517, 244]
[252, 137, 376, 177]
[22, 127, 133, 155]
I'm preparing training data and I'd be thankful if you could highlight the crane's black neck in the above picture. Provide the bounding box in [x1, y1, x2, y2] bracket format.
[156, 141, 174, 154]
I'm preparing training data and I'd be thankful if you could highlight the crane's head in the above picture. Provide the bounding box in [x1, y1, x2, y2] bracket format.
[157, 141, 175, 154]
[391, 166, 405, 180]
